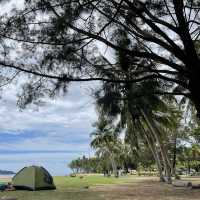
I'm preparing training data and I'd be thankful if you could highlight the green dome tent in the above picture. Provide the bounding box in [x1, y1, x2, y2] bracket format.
[12, 166, 56, 191]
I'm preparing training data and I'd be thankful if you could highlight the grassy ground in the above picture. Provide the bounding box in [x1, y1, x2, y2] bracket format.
[55, 174, 133, 188]
[0, 175, 200, 200]
[0, 175, 133, 200]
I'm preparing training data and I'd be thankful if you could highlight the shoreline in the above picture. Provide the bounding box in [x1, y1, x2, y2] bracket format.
[0, 175, 14, 180]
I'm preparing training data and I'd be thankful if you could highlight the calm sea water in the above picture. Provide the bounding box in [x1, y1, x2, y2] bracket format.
[0, 151, 80, 176]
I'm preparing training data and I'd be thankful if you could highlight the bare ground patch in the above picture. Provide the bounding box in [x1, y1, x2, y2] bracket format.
[91, 177, 200, 200]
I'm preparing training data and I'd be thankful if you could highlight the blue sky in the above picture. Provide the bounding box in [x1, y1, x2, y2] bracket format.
[0, 82, 97, 175]
[0, 0, 101, 176]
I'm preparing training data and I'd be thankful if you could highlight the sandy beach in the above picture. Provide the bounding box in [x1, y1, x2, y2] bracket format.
[0, 175, 13, 182]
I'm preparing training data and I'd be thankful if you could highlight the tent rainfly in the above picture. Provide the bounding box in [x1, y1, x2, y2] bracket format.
[12, 166, 56, 191]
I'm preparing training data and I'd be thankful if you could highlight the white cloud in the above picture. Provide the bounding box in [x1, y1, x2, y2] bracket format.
[0, 0, 24, 15]
[0, 82, 97, 175]
[0, 82, 97, 133]
[0, 0, 99, 175]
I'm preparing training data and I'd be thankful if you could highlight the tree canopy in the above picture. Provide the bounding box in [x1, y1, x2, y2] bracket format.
[0, 0, 199, 114]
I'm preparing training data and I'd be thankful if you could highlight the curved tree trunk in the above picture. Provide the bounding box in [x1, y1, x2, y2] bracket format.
[140, 109, 172, 184]
[128, 107, 165, 182]
[150, 118, 173, 173]
[172, 133, 177, 176]
[138, 119, 164, 182]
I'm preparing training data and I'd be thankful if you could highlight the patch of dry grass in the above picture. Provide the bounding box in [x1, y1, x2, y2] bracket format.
[0, 176, 200, 200]
[91, 177, 200, 200]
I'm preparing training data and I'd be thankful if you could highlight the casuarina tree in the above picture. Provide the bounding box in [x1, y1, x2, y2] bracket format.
[0, 1, 199, 115]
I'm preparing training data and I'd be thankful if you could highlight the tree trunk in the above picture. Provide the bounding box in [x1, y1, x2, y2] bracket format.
[138, 119, 164, 182]
[187, 159, 191, 175]
[188, 64, 200, 118]
[128, 107, 165, 182]
[109, 152, 118, 177]
[149, 118, 173, 173]
[141, 109, 172, 184]
[172, 134, 177, 176]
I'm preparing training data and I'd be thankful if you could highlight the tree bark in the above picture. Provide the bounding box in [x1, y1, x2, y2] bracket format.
[128, 105, 165, 181]
[150, 119, 173, 174]
[141, 109, 172, 184]
[138, 118, 165, 182]
[188, 66, 200, 117]
[172, 134, 177, 176]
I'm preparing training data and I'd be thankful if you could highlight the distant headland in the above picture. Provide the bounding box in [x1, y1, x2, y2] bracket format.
[0, 170, 15, 175]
